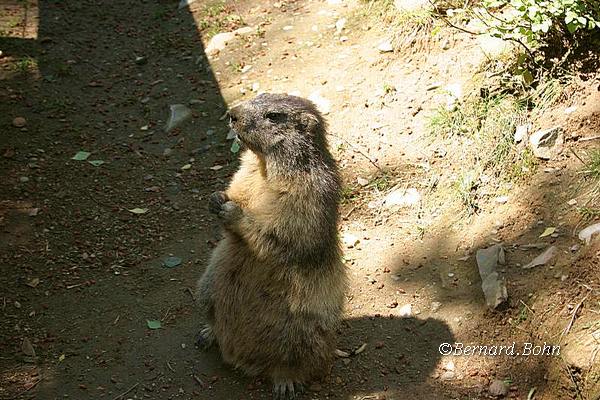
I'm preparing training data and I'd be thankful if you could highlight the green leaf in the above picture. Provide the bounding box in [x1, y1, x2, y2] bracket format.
[71, 151, 91, 161]
[230, 140, 240, 154]
[88, 160, 105, 167]
[163, 256, 182, 268]
[128, 208, 149, 214]
[147, 320, 161, 330]
[539, 227, 556, 238]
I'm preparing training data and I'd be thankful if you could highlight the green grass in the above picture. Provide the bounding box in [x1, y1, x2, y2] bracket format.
[354, 0, 440, 52]
[583, 149, 600, 179]
[428, 93, 537, 215]
[454, 171, 479, 215]
[582, 148, 600, 208]
[198, 1, 244, 38]
[13, 57, 36, 73]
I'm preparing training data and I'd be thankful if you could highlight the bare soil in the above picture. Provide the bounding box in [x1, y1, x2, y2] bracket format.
[1, 1, 599, 400]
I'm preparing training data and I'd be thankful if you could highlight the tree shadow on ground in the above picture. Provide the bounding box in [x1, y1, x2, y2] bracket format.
[1, 0, 232, 398]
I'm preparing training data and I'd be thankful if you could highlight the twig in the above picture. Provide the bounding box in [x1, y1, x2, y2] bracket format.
[570, 147, 586, 164]
[186, 287, 196, 302]
[112, 382, 139, 400]
[580, 135, 600, 142]
[562, 295, 587, 337]
[520, 300, 535, 315]
[562, 359, 584, 400]
[166, 361, 175, 373]
[193, 375, 205, 386]
[343, 206, 357, 219]
[17, 377, 42, 395]
[328, 133, 382, 171]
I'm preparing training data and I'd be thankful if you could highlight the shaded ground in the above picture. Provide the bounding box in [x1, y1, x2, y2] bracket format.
[1, 0, 599, 400]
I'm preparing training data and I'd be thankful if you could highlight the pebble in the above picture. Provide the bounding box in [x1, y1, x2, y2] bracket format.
[12, 117, 27, 127]
[488, 379, 508, 396]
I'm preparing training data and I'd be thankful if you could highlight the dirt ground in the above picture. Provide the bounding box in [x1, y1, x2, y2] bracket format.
[1, 0, 599, 399]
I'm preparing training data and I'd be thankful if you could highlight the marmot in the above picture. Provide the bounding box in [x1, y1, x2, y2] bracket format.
[196, 93, 347, 399]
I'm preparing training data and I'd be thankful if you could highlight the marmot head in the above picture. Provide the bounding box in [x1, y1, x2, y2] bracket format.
[227, 93, 328, 165]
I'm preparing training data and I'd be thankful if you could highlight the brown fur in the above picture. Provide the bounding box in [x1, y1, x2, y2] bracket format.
[196, 93, 347, 398]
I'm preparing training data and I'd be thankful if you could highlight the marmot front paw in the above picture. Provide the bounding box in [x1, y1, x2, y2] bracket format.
[219, 201, 242, 223]
[208, 191, 229, 215]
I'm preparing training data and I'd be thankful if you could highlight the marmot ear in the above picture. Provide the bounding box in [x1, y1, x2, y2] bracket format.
[299, 112, 319, 133]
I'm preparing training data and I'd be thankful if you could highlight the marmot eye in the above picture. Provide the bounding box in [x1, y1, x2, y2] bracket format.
[265, 112, 287, 123]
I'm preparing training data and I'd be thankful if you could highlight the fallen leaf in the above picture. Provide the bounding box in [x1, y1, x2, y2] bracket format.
[163, 256, 182, 268]
[58, 354, 66, 362]
[209, 165, 223, 171]
[128, 208, 148, 214]
[147, 320, 162, 330]
[26, 278, 40, 288]
[181, 164, 192, 170]
[88, 160, 105, 167]
[539, 227, 556, 238]
[230, 140, 240, 154]
[71, 151, 91, 161]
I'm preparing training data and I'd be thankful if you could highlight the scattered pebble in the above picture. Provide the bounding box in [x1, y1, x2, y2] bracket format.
[397, 304, 412, 318]
[377, 40, 394, 53]
[488, 379, 509, 397]
[12, 117, 27, 128]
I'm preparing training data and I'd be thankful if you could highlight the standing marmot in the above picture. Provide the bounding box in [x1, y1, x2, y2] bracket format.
[196, 93, 347, 399]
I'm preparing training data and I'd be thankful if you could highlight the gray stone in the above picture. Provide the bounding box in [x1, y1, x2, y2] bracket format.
[164, 104, 192, 133]
[476, 245, 508, 309]
[529, 127, 564, 160]
[488, 379, 509, 397]
[522, 246, 557, 269]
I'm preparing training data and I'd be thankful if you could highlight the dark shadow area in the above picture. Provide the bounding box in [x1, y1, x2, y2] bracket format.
[1, 0, 232, 398]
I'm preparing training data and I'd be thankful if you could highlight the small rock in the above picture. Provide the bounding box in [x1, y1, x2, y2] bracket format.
[522, 246, 557, 269]
[488, 379, 509, 397]
[357, 177, 369, 186]
[529, 127, 564, 160]
[335, 18, 346, 33]
[431, 301, 442, 312]
[234, 26, 254, 36]
[377, 40, 394, 53]
[564, 106, 577, 114]
[206, 32, 236, 55]
[342, 233, 360, 248]
[514, 124, 530, 143]
[494, 195, 509, 204]
[476, 244, 508, 309]
[440, 370, 455, 380]
[135, 56, 147, 65]
[19, 176, 29, 183]
[13, 117, 27, 128]
[567, 199, 577, 206]
[397, 304, 412, 318]
[283, 25, 294, 31]
[578, 223, 600, 245]
[164, 104, 192, 132]
[383, 188, 420, 208]
[570, 244, 580, 252]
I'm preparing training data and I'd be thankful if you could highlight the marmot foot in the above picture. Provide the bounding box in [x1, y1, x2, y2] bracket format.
[195, 325, 216, 350]
[272, 380, 305, 400]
